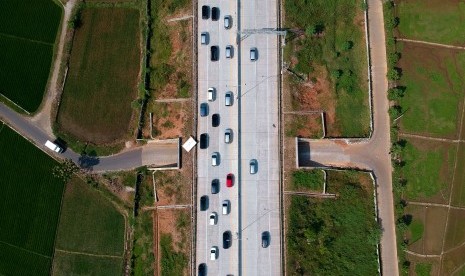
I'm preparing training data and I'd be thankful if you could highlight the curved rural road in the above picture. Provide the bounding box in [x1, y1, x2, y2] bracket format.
[0, 102, 178, 172]
[298, 0, 399, 275]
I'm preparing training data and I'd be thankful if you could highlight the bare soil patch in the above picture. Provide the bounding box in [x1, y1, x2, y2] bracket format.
[154, 170, 190, 206]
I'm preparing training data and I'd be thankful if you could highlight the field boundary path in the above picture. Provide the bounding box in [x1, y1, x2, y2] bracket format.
[397, 38, 465, 51]
[296, 0, 399, 275]
[31, 0, 77, 137]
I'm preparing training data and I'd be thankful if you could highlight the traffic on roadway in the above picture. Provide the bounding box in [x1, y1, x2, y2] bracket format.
[196, 0, 281, 274]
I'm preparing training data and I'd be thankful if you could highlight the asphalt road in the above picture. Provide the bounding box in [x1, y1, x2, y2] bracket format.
[0, 102, 178, 172]
[195, 0, 240, 275]
[296, 0, 399, 275]
[239, 0, 281, 274]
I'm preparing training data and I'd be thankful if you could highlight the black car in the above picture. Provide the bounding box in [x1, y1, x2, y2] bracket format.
[223, 231, 232, 249]
[201, 5, 209, 19]
[198, 263, 206, 276]
[200, 195, 208, 211]
[211, 179, 219, 194]
[199, 133, 208, 149]
[261, 231, 270, 248]
[212, 113, 219, 127]
[211, 7, 219, 21]
[210, 46, 219, 61]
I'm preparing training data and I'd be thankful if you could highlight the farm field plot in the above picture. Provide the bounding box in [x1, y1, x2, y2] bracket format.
[52, 177, 125, 275]
[286, 170, 379, 275]
[0, 123, 65, 276]
[284, 0, 370, 137]
[391, 1, 465, 273]
[396, 0, 465, 46]
[398, 43, 465, 138]
[401, 137, 456, 203]
[0, 0, 62, 113]
[56, 7, 141, 145]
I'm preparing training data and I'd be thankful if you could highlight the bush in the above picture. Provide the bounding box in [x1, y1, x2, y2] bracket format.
[387, 67, 401, 80]
[387, 87, 404, 101]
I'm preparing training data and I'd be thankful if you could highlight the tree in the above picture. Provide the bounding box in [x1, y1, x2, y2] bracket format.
[387, 68, 401, 80]
[388, 105, 402, 119]
[387, 87, 404, 100]
[53, 158, 79, 182]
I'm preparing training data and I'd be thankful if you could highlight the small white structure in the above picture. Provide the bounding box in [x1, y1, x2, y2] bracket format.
[182, 136, 197, 152]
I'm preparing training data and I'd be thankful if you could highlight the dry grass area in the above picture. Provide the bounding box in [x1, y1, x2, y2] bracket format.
[284, 113, 323, 138]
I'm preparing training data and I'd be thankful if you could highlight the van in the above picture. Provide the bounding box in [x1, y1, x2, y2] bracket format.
[212, 152, 219, 166]
[224, 15, 232, 29]
[211, 46, 219, 61]
[201, 5, 209, 19]
[208, 87, 215, 101]
[225, 45, 233, 58]
[45, 140, 63, 153]
[211, 7, 219, 21]
[199, 133, 208, 149]
[224, 128, 232, 143]
[250, 47, 258, 61]
[222, 200, 230, 215]
[225, 91, 233, 106]
[200, 102, 208, 117]
[200, 32, 208, 45]
[250, 159, 257, 174]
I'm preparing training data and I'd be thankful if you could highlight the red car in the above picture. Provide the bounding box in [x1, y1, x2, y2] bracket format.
[226, 173, 233, 187]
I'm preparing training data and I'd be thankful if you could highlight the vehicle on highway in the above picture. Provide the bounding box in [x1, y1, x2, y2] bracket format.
[250, 47, 258, 61]
[200, 195, 208, 211]
[199, 133, 208, 149]
[211, 7, 219, 21]
[225, 91, 233, 106]
[261, 231, 270, 248]
[209, 212, 217, 225]
[198, 263, 207, 276]
[201, 5, 209, 19]
[212, 152, 219, 166]
[200, 102, 208, 117]
[224, 15, 232, 29]
[45, 140, 63, 153]
[211, 45, 219, 61]
[210, 246, 218, 260]
[222, 200, 230, 215]
[250, 159, 257, 174]
[226, 173, 233, 187]
[224, 128, 232, 143]
[200, 32, 209, 45]
[225, 45, 233, 58]
[212, 113, 219, 127]
[211, 179, 219, 194]
[208, 87, 215, 101]
[223, 231, 232, 249]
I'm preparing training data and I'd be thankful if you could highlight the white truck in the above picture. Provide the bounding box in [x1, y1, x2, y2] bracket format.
[45, 140, 63, 153]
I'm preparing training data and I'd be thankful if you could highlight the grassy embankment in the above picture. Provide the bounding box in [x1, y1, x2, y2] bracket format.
[284, 0, 369, 137]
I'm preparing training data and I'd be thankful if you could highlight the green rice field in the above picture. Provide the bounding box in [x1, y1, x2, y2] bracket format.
[52, 177, 125, 275]
[0, 123, 65, 275]
[0, 0, 62, 113]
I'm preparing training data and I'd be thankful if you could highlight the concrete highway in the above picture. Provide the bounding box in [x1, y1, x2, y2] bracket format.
[195, 0, 281, 274]
[195, 0, 240, 275]
[239, 0, 281, 274]
[0, 102, 178, 172]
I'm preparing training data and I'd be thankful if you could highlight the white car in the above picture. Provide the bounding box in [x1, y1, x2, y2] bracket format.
[210, 246, 217, 260]
[208, 87, 215, 101]
[209, 212, 217, 225]
[222, 200, 230, 215]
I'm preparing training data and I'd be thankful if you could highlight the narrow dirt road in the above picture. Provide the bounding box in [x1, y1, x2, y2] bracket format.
[297, 0, 399, 275]
[31, 0, 76, 137]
